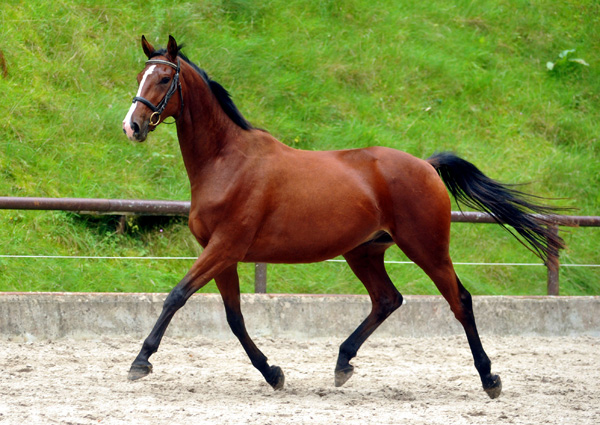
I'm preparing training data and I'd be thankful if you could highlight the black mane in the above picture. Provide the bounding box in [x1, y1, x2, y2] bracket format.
[150, 47, 253, 131]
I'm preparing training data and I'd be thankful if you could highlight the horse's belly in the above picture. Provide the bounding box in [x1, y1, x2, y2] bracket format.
[243, 204, 382, 263]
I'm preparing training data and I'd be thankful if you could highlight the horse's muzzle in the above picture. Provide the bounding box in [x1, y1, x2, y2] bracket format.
[123, 119, 149, 142]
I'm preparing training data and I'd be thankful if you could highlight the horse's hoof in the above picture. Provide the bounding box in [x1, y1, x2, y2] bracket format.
[484, 375, 502, 399]
[267, 365, 285, 390]
[128, 362, 153, 381]
[334, 365, 354, 387]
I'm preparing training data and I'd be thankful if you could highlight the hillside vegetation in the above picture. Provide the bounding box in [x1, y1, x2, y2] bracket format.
[0, 0, 598, 295]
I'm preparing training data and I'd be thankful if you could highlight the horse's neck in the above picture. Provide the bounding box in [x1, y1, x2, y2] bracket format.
[175, 71, 238, 184]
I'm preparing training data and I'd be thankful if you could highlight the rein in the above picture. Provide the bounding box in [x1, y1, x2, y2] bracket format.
[132, 58, 184, 126]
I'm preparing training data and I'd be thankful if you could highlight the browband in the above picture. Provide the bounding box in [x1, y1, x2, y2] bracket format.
[145, 59, 179, 70]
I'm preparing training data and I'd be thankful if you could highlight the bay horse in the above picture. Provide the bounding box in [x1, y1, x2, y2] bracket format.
[122, 35, 564, 399]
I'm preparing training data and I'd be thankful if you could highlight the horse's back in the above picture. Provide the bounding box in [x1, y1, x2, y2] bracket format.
[327, 145, 450, 217]
[237, 140, 450, 263]
[254, 138, 450, 228]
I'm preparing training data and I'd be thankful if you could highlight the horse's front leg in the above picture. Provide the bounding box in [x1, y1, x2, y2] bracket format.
[128, 247, 234, 381]
[215, 265, 285, 390]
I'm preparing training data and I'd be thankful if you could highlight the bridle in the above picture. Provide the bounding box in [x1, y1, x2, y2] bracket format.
[132, 58, 184, 126]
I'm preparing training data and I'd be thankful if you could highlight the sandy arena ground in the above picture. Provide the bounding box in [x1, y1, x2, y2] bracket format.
[0, 335, 598, 424]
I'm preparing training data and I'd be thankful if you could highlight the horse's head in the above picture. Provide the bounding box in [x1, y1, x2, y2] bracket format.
[123, 35, 184, 142]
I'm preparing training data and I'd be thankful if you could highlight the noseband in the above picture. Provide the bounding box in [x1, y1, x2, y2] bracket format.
[132, 58, 184, 126]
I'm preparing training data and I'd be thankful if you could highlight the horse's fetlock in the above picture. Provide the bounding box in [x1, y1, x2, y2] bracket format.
[338, 341, 358, 363]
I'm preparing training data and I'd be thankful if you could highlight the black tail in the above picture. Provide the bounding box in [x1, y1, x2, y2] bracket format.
[427, 152, 565, 263]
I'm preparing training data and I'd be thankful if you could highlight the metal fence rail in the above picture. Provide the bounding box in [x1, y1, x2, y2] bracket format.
[0, 197, 190, 216]
[2, 196, 598, 225]
[1, 196, 598, 295]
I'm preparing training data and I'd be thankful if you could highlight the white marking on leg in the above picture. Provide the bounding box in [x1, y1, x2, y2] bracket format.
[123, 65, 157, 139]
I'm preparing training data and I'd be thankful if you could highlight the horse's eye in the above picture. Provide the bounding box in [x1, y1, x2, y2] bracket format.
[160, 77, 171, 84]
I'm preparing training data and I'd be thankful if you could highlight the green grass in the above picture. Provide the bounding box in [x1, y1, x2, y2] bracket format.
[0, 0, 598, 295]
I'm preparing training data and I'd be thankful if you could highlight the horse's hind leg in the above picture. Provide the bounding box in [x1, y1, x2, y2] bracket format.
[453, 275, 502, 399]
[396, 234, 502, 399]
[433, 266, 501, 398]
[335, 242, 403, 387]
[215, 265, 285, 390]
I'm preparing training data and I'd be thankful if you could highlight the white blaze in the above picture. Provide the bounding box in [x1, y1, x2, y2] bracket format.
[122, 65, 157, 139]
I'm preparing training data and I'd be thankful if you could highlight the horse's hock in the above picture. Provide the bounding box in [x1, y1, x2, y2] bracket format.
[1, 293, 598, 341]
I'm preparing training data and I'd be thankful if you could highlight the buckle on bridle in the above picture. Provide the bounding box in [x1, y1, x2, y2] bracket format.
[149, 111, 162, 126]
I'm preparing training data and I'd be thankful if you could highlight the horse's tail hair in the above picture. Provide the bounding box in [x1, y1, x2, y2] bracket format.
[427, 151, 566, 263]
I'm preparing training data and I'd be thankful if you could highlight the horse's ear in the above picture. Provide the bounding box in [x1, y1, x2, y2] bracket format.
[167, 35, 178, 60]
[141, 35, 155, 59]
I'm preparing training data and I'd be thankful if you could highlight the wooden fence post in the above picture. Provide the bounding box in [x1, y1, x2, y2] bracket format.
[546, 224, 560, 296]
[254, 263, 267, 293]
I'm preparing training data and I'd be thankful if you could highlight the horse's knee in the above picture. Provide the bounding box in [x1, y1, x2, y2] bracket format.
[163, 287, 187, 311]
[389, 290, 404, 311]
[375, 290, 403, 320]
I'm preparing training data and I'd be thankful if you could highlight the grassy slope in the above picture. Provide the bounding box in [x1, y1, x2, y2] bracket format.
[0, 0, 598, 295]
